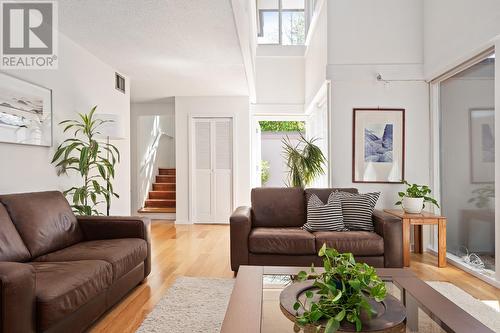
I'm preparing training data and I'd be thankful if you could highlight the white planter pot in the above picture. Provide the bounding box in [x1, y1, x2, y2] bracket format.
[402, 197, 424, 214]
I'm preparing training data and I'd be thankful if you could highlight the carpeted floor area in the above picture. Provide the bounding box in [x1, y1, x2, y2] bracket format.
[136, 277, 234, 333]
[136, 277, 500, 332]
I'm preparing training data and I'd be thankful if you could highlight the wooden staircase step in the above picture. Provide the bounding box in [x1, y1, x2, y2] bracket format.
[138, 207, 176, 213]
[156, 175, 175, 183]
[145, 199, 176, 208]
[149, 191, 176, 200]
[159, 168, 176, 176]
[152, 183, 176, 191]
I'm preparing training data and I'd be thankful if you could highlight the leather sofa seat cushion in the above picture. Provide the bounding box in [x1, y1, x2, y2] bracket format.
[251, 188, 306, 227]
[249, 228, 316, 255]
[31, 260, 112, 331]
[314, 231, 384, 256]
[35, 238, 148, 280]
[0, 204, 31, 262]
[0, 191, 83, 257]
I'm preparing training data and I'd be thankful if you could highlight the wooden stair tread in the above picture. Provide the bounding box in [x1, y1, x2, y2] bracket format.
[138, 207, 176, 213]
[144, 168, 176, 210]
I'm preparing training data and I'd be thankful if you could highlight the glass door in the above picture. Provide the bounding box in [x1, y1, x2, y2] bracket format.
[439, 53, 495, 278]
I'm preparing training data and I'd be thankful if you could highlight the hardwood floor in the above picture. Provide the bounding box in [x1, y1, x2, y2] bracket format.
[90, 221, 500, 333]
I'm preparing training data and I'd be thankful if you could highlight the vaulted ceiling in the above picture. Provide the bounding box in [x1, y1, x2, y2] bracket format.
[59, 0, 249, 102]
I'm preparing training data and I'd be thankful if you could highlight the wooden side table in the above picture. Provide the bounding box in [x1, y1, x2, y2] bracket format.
[384, 209, 447, 268]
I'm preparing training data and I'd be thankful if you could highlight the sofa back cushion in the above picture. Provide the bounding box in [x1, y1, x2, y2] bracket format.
[251, 188, 306, 227]
[0, 191, 83, 258]
[0, 203, 31, 262]
[305, 188, 358, 204]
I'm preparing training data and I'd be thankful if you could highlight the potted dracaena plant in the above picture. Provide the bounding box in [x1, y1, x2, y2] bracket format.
[282, 133, 327, 188]
[395, 180, 439, 214]
[51, 106, 120, 215]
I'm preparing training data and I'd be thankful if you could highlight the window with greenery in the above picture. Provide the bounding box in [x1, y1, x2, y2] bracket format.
[257, 0, 305, 45]
[259, 120, 305, 132]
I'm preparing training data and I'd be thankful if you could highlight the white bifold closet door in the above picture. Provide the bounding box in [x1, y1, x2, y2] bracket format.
[192, 118, 233, 223]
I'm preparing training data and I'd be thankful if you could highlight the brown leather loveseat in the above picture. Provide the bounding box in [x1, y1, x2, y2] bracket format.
[230, 188, 403, 272]
[0, 191, 151, 333]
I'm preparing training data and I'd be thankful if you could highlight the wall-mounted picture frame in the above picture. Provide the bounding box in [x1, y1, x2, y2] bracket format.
[470, 108, 494, 184]
[352, 108, 405, 183]
[0, 72, 52, 147]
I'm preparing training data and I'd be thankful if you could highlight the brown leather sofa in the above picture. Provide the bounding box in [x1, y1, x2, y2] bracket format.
[230, 188, 403, 272]
[0, 191, 151, 333]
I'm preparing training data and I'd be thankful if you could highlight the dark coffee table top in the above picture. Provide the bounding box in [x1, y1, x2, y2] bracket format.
[221, 266, 494, 333]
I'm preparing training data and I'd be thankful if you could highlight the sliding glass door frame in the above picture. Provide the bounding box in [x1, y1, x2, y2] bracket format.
[429, 46, 499, 286]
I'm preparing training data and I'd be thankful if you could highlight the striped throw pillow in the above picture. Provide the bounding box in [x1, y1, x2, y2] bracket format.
[336, 191, 380, 231]
[303, 192, 347, 232]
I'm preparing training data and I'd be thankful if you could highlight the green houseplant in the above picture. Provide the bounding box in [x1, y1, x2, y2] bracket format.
[261, 160, 270, 185]
[51, 106, 120, 215]
[282, 133, 326, 187]
[294, 245, 387, 332]
[395, 180, 439, 214]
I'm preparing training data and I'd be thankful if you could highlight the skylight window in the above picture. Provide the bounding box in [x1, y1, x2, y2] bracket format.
[257, 0, 306, 45]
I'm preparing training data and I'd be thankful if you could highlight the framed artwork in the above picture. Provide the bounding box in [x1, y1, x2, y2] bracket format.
[0, 72, 52, 147]
[470, 108, 494, 183]
[352, 108, 405, 183]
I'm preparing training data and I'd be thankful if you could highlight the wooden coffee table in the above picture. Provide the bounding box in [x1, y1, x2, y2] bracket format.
[221, 266, 493, 333]
[384, 209, 447, 268]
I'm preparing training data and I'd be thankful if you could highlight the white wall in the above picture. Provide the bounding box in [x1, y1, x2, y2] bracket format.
[261, 131, 301, 187]
[255, 55, 305, 105]
[328, 0, 423, 65]
[424, 0, 500, 78]
[330, 80, 429, 208]
[0, 33, 131, 215]
[304, 0, 328, 108]
[175, 96, 251, 224]
[131, 101, 175, 213]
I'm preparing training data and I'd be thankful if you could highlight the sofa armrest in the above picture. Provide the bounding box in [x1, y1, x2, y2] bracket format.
[0, 262, 36, 333]
[77, 216, 152, 277]
[373, 210, 403, 268]
[230, 206, 252, 272]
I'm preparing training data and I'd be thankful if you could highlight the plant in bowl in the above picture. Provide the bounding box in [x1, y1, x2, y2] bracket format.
[293, 244, 387, 332]
[395, 180, 439, 214]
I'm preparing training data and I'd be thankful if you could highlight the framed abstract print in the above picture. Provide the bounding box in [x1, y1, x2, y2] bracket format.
[470, 108, 494, 183]
[352, 108, 405, 183]
[0, 72, 52, 147]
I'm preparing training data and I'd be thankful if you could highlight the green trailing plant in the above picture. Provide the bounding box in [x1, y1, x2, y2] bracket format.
[282, 133, 326, 188]
[294, 244, 387, 333]
[51, 106, 120, 215]
[395, 180, 439, 208]
[468, 185, 495, 209]
[261, 160, 270, 185]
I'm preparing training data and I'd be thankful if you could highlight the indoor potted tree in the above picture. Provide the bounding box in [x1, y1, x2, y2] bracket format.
[395, 180, 439, 213]
[282, 133, 326, 187]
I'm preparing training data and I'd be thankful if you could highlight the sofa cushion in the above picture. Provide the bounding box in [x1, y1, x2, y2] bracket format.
[251, 188, 306, 227]
[0, 191, 83, 257]
[314, 231, 384, 256]
[305, 188, 358, 204]
[303, 192, 347, 232]
[35, 238, 147, 280]
[249, 228, 316, 255]
[0, 204, 31, 261]
[30, 260, 112, 331]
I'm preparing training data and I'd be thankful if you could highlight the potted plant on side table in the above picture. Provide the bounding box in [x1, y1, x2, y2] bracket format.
[395, 181, 439, 214]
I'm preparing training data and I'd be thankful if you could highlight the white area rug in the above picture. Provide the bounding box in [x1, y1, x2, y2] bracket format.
[135, 277, 499, 332]
[136, 277, 234, 333]
[427, 281, 500, 332]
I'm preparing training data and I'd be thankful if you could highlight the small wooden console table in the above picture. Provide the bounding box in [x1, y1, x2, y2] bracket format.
[384, 209, 447, 268]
